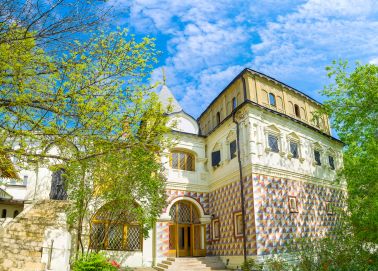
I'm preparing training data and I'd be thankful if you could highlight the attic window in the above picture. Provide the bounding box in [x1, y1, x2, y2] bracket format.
[294, 104, 300, 118]
[216, 112, 221, 125]
[269, 93, 276, 107]
[232, 97, 237, 110]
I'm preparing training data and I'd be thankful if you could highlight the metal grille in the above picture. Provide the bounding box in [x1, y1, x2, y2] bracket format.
[108, 224, 123, 250]
[268, 134, 279, 152]
[126, 226, 142, 250]
[169, 201, 200, 224]
[171, 152, 179, 169]
[290, 141, 299, 158]
[186, 154, 194, 171]
[179, 153, 186, 170]
[90, 223, 106, 249]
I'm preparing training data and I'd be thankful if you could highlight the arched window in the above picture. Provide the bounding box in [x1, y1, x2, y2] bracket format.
[1, 209, 7, 218]
[170, 151, 195, 171]
[294, 104, 301, 118]
[13, 210, 19, 218]
[269, 93, 276, 107]
[89, 202, 142, 251]
[169, 201, 200, 224]
[232, 97, 237, 110]
[216, 112, 221, 125]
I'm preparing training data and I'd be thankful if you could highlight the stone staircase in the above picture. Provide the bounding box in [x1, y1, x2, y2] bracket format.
[0, 200, 69, 271]
[154, 257, 228, 271]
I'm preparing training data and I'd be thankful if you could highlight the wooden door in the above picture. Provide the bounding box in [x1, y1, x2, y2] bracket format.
[178, 225, 190, 256]
[168, 224, 176, 257]
[192, 224, 206, 256]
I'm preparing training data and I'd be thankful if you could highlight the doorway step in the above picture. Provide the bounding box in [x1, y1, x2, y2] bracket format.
[153, 257, 228, 271]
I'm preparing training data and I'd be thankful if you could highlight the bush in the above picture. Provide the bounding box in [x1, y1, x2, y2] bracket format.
[264, 255, 291, 271]
[72, 253, 120, 271]
[241, 258, 263, 271]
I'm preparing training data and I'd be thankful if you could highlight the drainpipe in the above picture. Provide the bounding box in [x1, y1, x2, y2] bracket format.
[233, 112, 247, 263]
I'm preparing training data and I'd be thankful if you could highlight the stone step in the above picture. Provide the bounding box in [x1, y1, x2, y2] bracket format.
[155, 257, 226, 271]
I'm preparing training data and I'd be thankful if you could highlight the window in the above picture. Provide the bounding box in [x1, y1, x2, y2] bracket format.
[269, 93, 276, 107]
[89, 203, 142, 251]
[329, 156, 335, 170]
[1, 209, 6, 218]
[230, 140, 237, 159]
[294, 104, 301, 118]
[233, 212, 243, 238]
[289, 141, 299, 159]
[13, 210, 19, 218]
[232, 97, 237, 110]
[288, 196, 298, 213]
[216, 112, 221, 125]
[326, 202, 334, 215]
[314, 150, 321, 166]
[170, 151, 195, 171]
[212, 218, 220, 240]
[268, 134, 279, 153]
[211, 150, 221, 167]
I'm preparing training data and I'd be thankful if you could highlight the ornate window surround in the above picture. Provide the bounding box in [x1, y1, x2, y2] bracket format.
[264, 125, 285, 156]
[286, 132, 304, 162]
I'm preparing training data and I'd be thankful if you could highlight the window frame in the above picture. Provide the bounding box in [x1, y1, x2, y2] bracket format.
[229, 140, 237, 160]
[232, 97, 237, 110]
[326, 201, 334, 215]
[269, 93, 276, 107]
[288, 196, 298, 213]
[289, 141, 299, 159]
[294, 104, 301, 118]
[233, 211, 243, 238]
[212, 218, 220, 240]
[328, 155, 335, 170]
[268, 134, 280, 153]
[211, 150, 221, 167]
[170, 151, 195, 171]
[314, 149, 322, 166]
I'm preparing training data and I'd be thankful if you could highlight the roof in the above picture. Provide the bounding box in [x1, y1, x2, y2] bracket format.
[197, 68, 323, 121]
[0, 188, 12, 200]
[158, 84, 182, 113]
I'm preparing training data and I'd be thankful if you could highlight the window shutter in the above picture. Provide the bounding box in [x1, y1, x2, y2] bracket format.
[212, 150, 221, 167]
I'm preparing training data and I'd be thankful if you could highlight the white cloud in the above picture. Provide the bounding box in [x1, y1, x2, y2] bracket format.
[369, 57, 378, 65]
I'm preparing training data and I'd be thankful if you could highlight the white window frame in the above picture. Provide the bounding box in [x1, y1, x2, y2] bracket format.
[264, 125, 284, 156]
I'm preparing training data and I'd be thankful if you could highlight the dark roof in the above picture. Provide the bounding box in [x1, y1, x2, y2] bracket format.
[197, 68, 322, 121]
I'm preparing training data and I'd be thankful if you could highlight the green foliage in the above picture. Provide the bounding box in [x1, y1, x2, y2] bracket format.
[322, 60, 378, 243]
[264, 255, 291, 271]
[241, 258, 263, 271]
[295, 217, 378, 271]
[72, 253, 119, 271]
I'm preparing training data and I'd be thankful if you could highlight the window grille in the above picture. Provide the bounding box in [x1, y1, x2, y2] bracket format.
[169, 201, 200, 224]
[290, 141, 299, 158]
[230, 140, 237, 159]
[211, 150, 221, 167]
[314, 150, 321, 165]
[89, 203, 142, 251]
[268, 134, 279, 152]
[170, 151, 195, 171]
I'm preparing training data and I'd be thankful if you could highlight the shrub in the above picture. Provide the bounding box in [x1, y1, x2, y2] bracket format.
[241, 258, 263, 271]
[72, 253, 120, 271]
[264, 255, 291, 271]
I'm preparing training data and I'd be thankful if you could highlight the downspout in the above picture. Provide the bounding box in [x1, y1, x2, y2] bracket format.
[233, 112, 247, 263]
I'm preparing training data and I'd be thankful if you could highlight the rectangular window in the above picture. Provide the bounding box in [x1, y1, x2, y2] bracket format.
[233, 212, 243, 238]
[230, 140, 237, 159]
[212, 218, 220, 240]
[314, 150, 321, 165]
[288, 196, 298, 213]
[326, 202, 334, 215]
[290, 141, 299, 158]
[329, 156, 335, 170]
[268, 134, 279, 152]
[211, 150, 221, 167]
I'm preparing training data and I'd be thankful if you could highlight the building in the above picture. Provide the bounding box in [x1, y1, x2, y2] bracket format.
[0, 68, 345, 270]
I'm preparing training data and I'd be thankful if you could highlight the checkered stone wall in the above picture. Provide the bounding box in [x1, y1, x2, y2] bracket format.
[253, 174, 346, 256]
[207, 175, 257, 256]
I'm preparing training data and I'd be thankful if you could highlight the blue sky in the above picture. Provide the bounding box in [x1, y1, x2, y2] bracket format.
[106, 0, 378, 118]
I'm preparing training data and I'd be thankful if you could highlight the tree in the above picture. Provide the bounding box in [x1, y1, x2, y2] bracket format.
[322, 60, 378, 244]
[0, 2, 172, 259]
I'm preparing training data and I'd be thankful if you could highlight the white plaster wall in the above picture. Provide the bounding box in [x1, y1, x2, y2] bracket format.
[168, 113, 199, 134]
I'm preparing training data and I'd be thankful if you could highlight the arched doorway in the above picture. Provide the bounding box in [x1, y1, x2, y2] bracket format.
[168, 200, 206, 257]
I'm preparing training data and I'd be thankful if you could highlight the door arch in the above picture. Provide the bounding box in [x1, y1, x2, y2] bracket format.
[168, 200, 206, 257]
